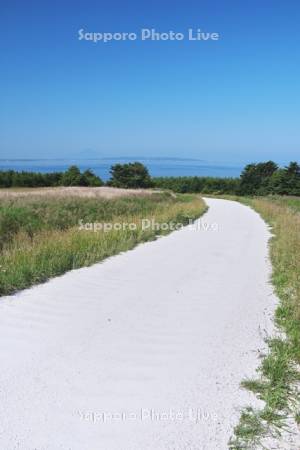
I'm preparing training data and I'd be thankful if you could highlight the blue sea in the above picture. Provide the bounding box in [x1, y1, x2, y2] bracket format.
[0, 158, 242, 180]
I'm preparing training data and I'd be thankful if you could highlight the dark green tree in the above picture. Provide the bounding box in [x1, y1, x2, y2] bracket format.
[108, 162, 152, 188]
[81, 169, 103, 186]
[61, 166, 82, 186]
[239, 161, 278, 195]
[268, 162, 300, 195]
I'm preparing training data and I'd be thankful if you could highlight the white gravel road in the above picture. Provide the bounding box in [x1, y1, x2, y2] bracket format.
[0, 198, 277, 450]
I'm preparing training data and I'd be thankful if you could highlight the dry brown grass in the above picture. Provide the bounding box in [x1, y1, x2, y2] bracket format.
[0, 186, 160, 199]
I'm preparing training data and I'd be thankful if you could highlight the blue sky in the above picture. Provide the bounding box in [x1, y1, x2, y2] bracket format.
[0, 0, 299, 164]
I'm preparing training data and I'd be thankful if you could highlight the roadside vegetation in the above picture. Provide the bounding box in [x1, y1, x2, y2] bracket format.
[0, 192, 206, 296]
[229, 196, 300, 449]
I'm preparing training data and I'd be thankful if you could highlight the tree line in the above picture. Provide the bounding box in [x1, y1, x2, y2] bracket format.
[0, 166, 103, 188]
[154, 161, 300, 195]
[0, 161, 299, 196]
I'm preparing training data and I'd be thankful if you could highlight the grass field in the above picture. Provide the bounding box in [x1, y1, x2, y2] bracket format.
[229, 196, 300, 449]
[0, 186, 159, 199]
[0, 189, 206, 296]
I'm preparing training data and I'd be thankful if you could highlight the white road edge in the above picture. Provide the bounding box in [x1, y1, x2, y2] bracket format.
[0, 198, 278, 449]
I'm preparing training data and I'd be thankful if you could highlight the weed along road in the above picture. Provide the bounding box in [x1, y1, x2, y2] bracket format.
[0, 198, 276, 449]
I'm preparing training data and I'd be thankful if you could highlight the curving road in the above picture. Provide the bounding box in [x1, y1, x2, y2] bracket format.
[0, 198, 276, 449]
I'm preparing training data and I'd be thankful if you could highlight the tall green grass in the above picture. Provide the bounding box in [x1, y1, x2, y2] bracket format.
[0, 193, 173, 248]
[229, 196, 300, 449]
[0, 192, 206, 296]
